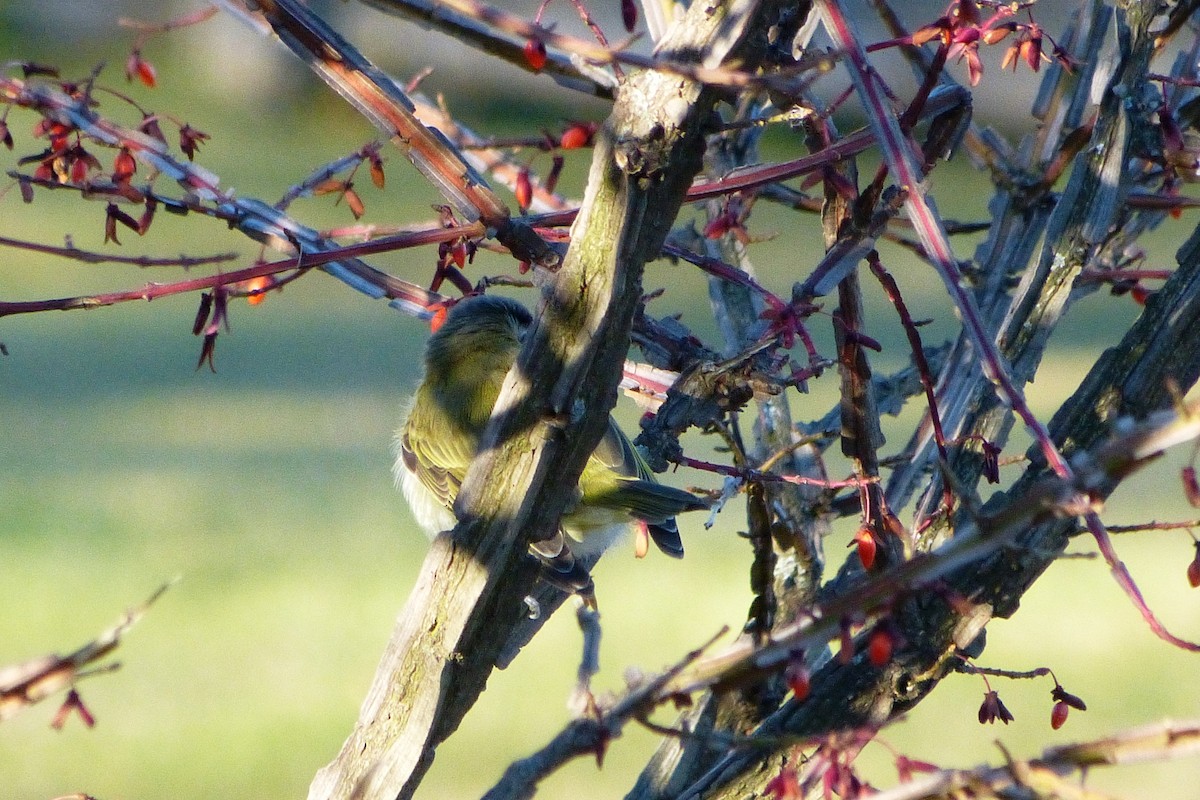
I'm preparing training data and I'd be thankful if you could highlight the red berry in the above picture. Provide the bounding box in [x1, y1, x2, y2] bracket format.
[867, 627, 893, 666]
[784, 661, 810, 701]
[523, 38, 548, 71]
[853, 526, 877, 570]
[1050, 700, 1069, 729]
[515, 168, 533, 212]
[559, 122, 592, 150]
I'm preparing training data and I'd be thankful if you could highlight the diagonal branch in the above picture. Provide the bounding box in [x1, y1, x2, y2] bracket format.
[305, 1, 799, 799]
[0, 580, 173, 722]
[246, 0, 560, 270]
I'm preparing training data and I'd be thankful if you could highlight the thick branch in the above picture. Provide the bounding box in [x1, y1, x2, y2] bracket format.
[305, 1, 791, 798]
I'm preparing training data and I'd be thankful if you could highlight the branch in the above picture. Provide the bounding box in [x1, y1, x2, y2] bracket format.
[358, 0, 618, 99]
[0, 230, 446, 321]
[816, 0, 1071, 480]
[0, 75, 448, 318]
[359, 0, 833, 97]
[305, 1, 795, 798]
[868, 719, 1200, 800]
[245, 0, 561, 271]
[482, 628, 728, 800]
[0, 580, 173, 722]
[0, 234, 236, 268]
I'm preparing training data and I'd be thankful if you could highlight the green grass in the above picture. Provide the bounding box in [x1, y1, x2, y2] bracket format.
[5, 292, 1200, 800]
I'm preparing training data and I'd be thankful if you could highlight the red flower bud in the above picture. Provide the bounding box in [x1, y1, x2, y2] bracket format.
[784, 656, 810, 701]
[852, 526, 877, 570]
[523, 38, 548, 71]
[867, 626, 893, 666]
[515, 168, 533, 212]
[559, 122, 593, 150]
[1050, 699, 1069, 729]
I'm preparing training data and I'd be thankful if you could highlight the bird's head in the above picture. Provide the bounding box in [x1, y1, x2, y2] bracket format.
[423, 294, 533, 386]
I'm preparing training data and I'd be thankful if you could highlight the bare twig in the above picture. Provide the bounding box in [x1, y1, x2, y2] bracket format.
[867, 720, 1200, 800]
[0, 233, 236, 268]
[0, 580, 174, 722]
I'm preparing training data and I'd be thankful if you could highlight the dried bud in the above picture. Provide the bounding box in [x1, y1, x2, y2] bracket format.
[344, 185, 365, 219]
[179, 124, 210, 161]
[981, 439, 1001, 484]
[911, 17, 950, 47]
[1051, 684, 1087, 711]
[621, 0, 638, 32]
[69, 154, 89, 184]
[784, 653, 810, 701]
[50, 689, 95, 730]
[978, 690, 1014, 724]
[964, 48, 983, 86]
[125, 50, 157, 88]
[1183, 466, 1200, 507]
[1001, 42, 1020, 71]
[1021, 32, 1043, 71]
[112, 148, 137, 183]
[545, 154, 564, 195]
[633, 520, 650, 558]
[982, 21, 1017, 45]
[368, 152, 386, 189]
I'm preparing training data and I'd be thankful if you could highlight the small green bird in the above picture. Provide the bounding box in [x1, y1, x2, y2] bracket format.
[394, 294, 706, 593]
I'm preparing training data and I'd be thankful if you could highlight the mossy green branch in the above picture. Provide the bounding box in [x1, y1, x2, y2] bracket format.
[307, 2, 796, 799]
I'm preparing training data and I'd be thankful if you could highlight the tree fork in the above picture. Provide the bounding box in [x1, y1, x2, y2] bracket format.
[306, 1, 803, 798]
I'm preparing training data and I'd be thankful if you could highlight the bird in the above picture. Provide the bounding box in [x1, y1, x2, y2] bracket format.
[394, 293, 707, 595]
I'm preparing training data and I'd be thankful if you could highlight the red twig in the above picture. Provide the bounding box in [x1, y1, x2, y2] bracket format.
[866, 252, 952, 510]
[0, 242, 446, 320]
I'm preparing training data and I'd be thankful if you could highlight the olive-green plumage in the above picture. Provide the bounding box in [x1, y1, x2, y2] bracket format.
[395, 295, 705, 588]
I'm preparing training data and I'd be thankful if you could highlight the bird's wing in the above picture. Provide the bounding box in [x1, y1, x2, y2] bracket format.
[579, 416, 704, 559]
[398, 427, 466, 513]
[591, 416, 651, 480]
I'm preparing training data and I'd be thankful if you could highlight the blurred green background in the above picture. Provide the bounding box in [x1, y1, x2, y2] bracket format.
[2, 2, 1199, 799]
